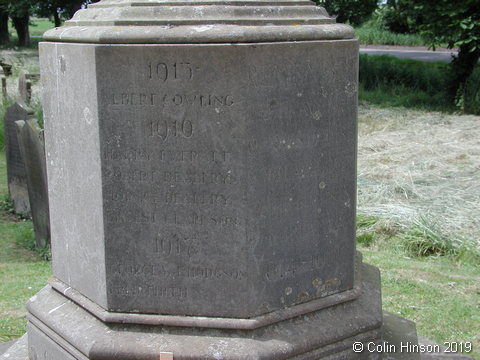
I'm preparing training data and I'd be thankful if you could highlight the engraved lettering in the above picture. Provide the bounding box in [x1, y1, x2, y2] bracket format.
[112, 263, 245, 281]
[264, 254, 327, 282]
[148, 62, 194, 81]
[104, 147, 153, 161]
[149, 119, 193, 140]
[110, 92, 234, 108]
[154, 233, 199, 258]
[108, 286, 188, 298]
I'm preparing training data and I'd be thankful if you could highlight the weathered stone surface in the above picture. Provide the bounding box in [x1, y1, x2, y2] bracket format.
[0, 335, 28, 360]
[43, 0, 354, 44]
[382, 312, 421, 360]
[18, 70, 32, 104]
[41, 38, 358, 318]
[26, 264, 382, 360]
[3, 102, 33, 215]
[15, 119, 50, 249]
[0, 339, 18, 356]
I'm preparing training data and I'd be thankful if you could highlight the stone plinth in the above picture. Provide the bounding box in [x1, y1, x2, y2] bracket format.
[30, 1, 392, 359]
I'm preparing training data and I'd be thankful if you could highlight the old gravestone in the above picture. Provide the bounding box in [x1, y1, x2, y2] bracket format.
[15, 119, 50, 249]
[3, 101, 32, 215]
[18, 70, 32, 104]
[16, 1, 422, 359]
[1, 73, 6, 99]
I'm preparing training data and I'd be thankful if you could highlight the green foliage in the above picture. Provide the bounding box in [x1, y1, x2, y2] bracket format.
[359, 54, 456, 111]
[356, 212, 480, 267]
[356, 232, 375, 247]
[380, 0, 480, 102]
[407, 1, 480, 52]
[402, 217, 459, 257]
[360, 54, 448, 93]
[456, 65, 480, 115]
[356, 17, 427, 46]
[0, 193, 14, 214]
[316, 0, 378, 26]
[359, 53, 480, 113]
[381, 0, 418, 34]
[15, 226, 51, 260]
[401, 217, 480, 265]
[356, 214, 379, 229]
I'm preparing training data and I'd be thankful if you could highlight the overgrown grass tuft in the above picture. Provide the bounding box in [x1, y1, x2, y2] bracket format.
[402, 216, 459, 257]
[356, 214, 480, 267]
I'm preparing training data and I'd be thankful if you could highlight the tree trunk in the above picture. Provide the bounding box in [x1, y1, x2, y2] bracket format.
[12, 14, 30, 47]
[53, 9, 61, 27]
[448, 44, 480, 102]
[67, 0, 85, 18]
[0, 8, 9, 45]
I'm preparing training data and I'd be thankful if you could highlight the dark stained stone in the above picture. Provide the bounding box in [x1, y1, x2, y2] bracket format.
[3, 101, 33, 215]
[17, 70, 32, 104]
[15, 119, 50, 249]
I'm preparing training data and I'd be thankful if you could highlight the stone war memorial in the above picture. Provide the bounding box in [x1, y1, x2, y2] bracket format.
[1, 1, 431, 359]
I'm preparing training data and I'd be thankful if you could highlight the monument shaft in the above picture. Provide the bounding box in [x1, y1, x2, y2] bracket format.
[26, 1, 387, 359]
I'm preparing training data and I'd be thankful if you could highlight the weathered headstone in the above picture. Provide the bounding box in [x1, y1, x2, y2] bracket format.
[3, 101, 32, 215]
[20, 1, 422, 359]
[17, 70, 32, 104]
[1, 74, 6, 99]
[15, 119, 50, 249]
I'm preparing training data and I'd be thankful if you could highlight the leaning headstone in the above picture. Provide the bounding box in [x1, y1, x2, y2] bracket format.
[15, 119, 50, 249]
[17, 70, 32, 104]
[3, 102, 32, 215]
[21, 1, 423, 359]
[1, 74, 6, 99]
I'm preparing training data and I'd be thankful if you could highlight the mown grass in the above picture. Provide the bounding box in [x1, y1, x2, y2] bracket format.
[0, 152, 51, 342]
[356, 213, 480, 359]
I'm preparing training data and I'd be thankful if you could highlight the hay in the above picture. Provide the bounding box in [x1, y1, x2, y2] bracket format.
[358, 102, 480, 243]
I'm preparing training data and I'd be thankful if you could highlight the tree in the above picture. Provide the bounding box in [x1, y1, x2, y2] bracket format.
[384, 0, 480, 103]
[316, 0, 378, 26]
[0, 5, 9, 45]
[35, 0, 63, 27]
[34, 0, 101, 27]
[0, 0, 33, 46]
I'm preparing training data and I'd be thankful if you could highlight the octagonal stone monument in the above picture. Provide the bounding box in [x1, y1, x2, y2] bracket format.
[25, 1, 388, 359]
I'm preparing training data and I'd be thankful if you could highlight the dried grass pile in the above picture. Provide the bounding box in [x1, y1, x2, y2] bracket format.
[358, 103, 480, 245]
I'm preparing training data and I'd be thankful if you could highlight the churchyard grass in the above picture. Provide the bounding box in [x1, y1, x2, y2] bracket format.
[28, 19, 55, 37]
[0, 152, 51, 343]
